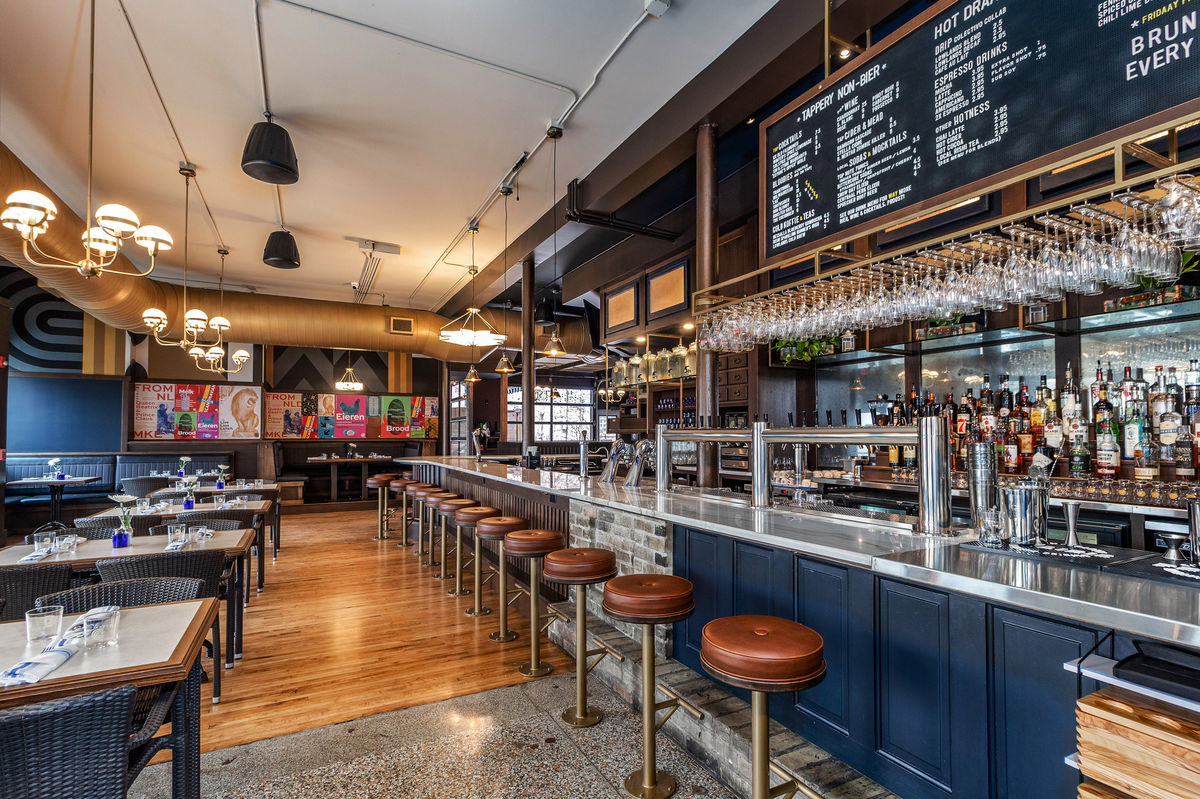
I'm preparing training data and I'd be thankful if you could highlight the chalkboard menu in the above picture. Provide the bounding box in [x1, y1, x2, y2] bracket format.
[763, 0, 1200, 263]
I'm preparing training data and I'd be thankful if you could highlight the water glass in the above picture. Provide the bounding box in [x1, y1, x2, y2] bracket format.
[978, 509, 1003, 546]
[26, 606, 63, 644]
[187, 525, 207, 542]
[83, 611, 120, 648]
[136, 497, 150, 514]
[254, 478, 264, 488]
[236, 479, 247, 488]
[56, 534, 78, 554]
[32, 530, 56, 553]
[166, 524, 187, 545]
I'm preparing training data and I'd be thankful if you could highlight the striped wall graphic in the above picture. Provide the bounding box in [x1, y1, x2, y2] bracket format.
[81, 314, 127, 376]
[271, 346, 388, 392]
[0, 266, 83, 373]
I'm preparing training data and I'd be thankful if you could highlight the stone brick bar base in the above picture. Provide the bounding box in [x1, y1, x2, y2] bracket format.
[549, 604, 899, 799]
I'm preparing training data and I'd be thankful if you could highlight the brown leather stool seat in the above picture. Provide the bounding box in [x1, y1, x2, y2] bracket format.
[544, 548, 617, 585]
[475, 516, 528, 540]
[366, 474, 397, 488]
[455, 506, 501, 525]
[437, 497, 477, 512]
[400, 470, 414, 480]
[389, 478, 415, 490]
[412, 485, 442, 499]
[426, 493, 465, 510]
[603, 574, 694, 625]
[405, 482, 434, 495]
[504, 529, 565, 556]
[701, 615, 825, 692]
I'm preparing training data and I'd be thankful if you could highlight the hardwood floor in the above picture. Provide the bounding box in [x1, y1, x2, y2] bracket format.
[196, 509, 572, 752]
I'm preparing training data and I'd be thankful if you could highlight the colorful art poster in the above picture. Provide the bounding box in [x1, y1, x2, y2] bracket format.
[175, 384, 218, 413]
[132, 383, 175, 439]
[174, 411, 197, 439]
[367, 395, 382, 419]
[409, 397, 427, 439]
[423, 397, 439, 440]
[316, 393, 336, 417]
[196, 412, 220, 439]
[264, 392, 303, 439]
[380, 396, 411, 438]
[333, 394, 367, 438]
[317, 416, 335, 438]
[300, 392, 318, 416]
[301, 415, 319, 439]
[219, 385, 262, 439]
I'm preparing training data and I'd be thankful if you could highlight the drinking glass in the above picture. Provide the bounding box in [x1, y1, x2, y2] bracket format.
[136, 497, 150, 514]
[236, 479, 247, 488]
[26, 606, 63, 644]
[56, 534, 78, 554]
[166, 524, 187, 545]
[32, 530, 56, 553]
[83, 611, 120, 648]
[254, 478, 264, 488]
[187, 525, 207, 543]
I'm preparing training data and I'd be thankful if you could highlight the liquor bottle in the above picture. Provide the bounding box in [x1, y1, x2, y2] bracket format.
[1016, 379, 1032, 425]
[1159, 400, 1183, 463]
[889, 393, 904, 467]
[1168, 366, 1185, 414]
[996, 374, 1014, 419]
[1043, 405, 1064, 455]
[1002, 420, 1022, 475]
[1133, 367, 1151, 421]
[1093, 385, 1118, 439]
[1133, 426, 1161, 482]
[907, 385, 920, 423]
[1096, 431, 1120, 480]
[956, 390, 974, 465]
[1016, 415, 1034, 461]
[1150, 366, 1173, 435]
[1060, 362, 1080, 424]
[1031, 376, 1049, 441]
[979, 378, 999, 436]
[1123, 405, 1146, 460]
[1069, 436, 1091, 477]
[921, 392, 940, 417]
[1185, 363, 1200, 436]
[1088, 361, 1105, 424]
[1118, 365, 1137, 423]
[1176, 420, 1196, 482]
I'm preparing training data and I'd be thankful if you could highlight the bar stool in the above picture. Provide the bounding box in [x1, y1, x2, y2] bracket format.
[405, 483, 436, 558]
[543, 548, 624, 727]
[388, 478, 416, 546]
[701, 616, 826, 799]
[366, 473, 398, 540]
[604, 574, 704, 799]
[433, 497, 476, 586]
[474, 516, 528, 633]
[423, 492, 461, 572]
[504, 529, 565, 677]
[454, 505, 501, 605]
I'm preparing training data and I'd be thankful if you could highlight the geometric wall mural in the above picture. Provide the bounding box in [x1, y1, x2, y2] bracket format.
[271, 346, 388, 393]
[0, 265, 83, 373]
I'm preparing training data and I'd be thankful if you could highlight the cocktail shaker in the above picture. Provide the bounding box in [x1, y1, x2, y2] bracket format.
[999, 480, 1050, 546]
[967, 442, 997, 536]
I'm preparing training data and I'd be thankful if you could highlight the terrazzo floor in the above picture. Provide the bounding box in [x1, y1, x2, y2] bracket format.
[129, 672, 739, 799]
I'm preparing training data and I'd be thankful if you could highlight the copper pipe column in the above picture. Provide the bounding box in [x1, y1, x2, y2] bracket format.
[521, 257, 535, 454]
[695, 119, 720, 488]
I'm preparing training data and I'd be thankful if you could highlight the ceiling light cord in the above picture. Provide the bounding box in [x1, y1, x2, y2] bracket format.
[252, 0, 290, 233]
[116, 0, 227, 251]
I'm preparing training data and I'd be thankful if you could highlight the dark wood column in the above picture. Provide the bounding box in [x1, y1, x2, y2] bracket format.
[521, 257, 536, 453]
[438, 359, 450, 456]
[696, 120, 720, 487]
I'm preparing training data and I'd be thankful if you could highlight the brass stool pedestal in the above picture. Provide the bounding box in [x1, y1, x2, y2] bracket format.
[474, 517, 528, 640]
[505, 529, 566, 679]
[487, 541, 519, 643]
[390, 479, 416, 547]
[368, 473, 397, 541]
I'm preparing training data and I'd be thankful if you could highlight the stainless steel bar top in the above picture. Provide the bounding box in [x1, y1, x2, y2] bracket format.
[401, 457, 1200, 647]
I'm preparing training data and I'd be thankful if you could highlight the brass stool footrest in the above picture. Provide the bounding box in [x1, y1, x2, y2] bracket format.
[539, 606, 571, 634]
[651, 684, 704, 732]
[505, 585, 528, 606]
[584, 640, 626, 673]
[767, 762, 822, 799]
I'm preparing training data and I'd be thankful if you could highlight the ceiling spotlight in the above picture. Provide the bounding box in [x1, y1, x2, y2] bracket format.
[263, 229, 300, 269]
[838, 47, 852, 60]
[635, 336, 646, 343]
[241, 119, 299, 184]
[682, 322, 695, 331]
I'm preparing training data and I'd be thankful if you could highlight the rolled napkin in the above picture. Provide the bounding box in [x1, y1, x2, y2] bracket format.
[0, 606, 120, 686]
[18, 550, 50, 563]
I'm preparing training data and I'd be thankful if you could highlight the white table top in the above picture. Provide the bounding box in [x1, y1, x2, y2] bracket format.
[6, 476, 101, 487]
[0, 529, 255, 568]
[85, 499, 272, 520]
[151, 482, 278, 496]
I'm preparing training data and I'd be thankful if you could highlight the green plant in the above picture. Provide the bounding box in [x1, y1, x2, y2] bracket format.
[773, 336, 838, 365]
[927, 313, 964, 329]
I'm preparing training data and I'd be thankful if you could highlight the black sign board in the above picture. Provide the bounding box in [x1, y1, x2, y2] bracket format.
[762, 0, 1200, 266]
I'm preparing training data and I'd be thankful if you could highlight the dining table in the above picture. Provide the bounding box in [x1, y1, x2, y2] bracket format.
[0, 529, 254, 668]
[0, 598, 219, 798]
[87, 499, 274, 597]
[151, 482, 284, 560]
[306, 454, 393, 502]
[5, 475, 102, 523]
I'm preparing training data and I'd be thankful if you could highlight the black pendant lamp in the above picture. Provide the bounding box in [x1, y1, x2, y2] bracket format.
[241, 119, 299, 185]
[263, 229, 300, 269]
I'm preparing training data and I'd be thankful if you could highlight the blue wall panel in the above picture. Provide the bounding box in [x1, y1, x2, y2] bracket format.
[8, 376, 123, 452]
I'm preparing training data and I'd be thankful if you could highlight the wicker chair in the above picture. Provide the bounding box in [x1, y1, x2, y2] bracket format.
[73, 514, 165, 539]
[120, 476, 171, 498]
[95, 553, 229, 703]
[154, 490, 189, 502]
[36, 577, 204, 611]
[0, 564, 73, 621]
[0, 685, 136, 799]
[148, 518, 243, 536]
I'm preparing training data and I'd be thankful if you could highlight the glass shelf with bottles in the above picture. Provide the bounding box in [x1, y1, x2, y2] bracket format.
[611, 343, 697, 389]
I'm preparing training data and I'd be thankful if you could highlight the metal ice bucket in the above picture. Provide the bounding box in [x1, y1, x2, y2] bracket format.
[998, 479, 1050, 546]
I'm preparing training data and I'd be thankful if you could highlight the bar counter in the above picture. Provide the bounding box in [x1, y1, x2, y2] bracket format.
[403, 455, 1200, 799]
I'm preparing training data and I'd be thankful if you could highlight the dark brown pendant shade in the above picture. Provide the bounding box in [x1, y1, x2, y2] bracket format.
[263, 230, 300, 269]
[241, 121, 299, 184]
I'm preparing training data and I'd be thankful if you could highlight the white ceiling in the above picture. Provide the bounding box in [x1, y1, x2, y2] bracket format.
[0, 0, 780, 310]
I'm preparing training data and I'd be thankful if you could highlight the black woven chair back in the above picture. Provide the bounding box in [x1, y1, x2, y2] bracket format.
[150, 519, 243, 536]
[175, 509, 257, 527]
[0, 685, 136, 799]
[154, 490, 188, 502]
[35, 577, 204, 613]
[120, 476, 170, 498]
[95, 551, 225, 598]
[0, 564, 73, 621]
[73, 514, 165, 538]
[228, 494, 263, 502]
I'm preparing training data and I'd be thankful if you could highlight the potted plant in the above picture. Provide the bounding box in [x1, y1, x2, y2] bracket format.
[183, 477, 197, 510]
[108, 494, 138, 548]
[177, 455, 191, 478]
[215, 464, 229, 490]
[47, 457, 64, 480]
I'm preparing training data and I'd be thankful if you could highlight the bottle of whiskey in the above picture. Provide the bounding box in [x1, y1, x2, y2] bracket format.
[1134, 425, 1161, 482]
[1088, 361, 1106, 424]
[1150, 365, 1173, 435]
[997, 374, 1014, 420]
[1168, 365, 1185, 414]
[1031, 376, 1049, 441]
[1060, 362, 1081, 423]
[1096, 431, 1120, 480]
[1176, 420, 1196, 482]
[1118, 365, 1137, 423]
[979, 376, 998, 437]
[1093, 385, 1118, 439]
[1123, 405, 1146, 460]
[1002, 419, 1022, 475]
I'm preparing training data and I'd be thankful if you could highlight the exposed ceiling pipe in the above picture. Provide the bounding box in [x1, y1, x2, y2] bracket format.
[0, 142, 591, 361]
[565, 178, 678, 240]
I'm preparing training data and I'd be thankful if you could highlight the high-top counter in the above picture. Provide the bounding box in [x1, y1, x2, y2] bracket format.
[402, 456, 1200, 799]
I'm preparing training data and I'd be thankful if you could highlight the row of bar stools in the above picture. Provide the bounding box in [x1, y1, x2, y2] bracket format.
[366, 473, 398, 540]
[424, 492, 462, 574]
[388, 478, 416, 546]
[454, 505, 501, 602]
[474, 516, 528, 640]
[503, 529, 564, 677]
[435, 497, 476, 589]
[405, 483, 436, 558]
[417, 489, 454, 566]
[544, 548, 621, 727]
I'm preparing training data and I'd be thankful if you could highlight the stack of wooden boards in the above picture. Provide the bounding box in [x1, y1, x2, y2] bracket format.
[1077, 685, 1200, 799]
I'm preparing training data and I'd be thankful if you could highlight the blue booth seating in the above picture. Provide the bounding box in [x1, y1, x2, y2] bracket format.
[115, 453, 234, 481]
